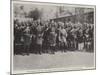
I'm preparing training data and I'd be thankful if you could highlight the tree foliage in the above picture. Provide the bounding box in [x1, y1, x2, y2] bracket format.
[28, 8, 41, 20]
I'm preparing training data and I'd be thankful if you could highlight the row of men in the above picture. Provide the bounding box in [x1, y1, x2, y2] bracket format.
[14, 20, 94, 55]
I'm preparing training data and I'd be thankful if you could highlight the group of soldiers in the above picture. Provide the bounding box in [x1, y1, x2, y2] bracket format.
[14, 19, 94, 55]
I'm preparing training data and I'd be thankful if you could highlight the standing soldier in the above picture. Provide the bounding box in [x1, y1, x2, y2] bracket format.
[71, 25, 78, 50]
[48, 22, 57, 54]
[59, 22, 68, 52]
[66, 21, 74, 50]
[36, 21, 44, 54]
[23, 23, 32, 55]
[77, 27, 84, 51]
[56, 22, 62, 51]
[89, 24, 94, 52]
[30, 23, 37, 54]
[85, 24, 93, 52]
[42, 22, 50, 53]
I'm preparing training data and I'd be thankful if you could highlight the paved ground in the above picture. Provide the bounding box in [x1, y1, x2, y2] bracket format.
[13, 51, 95, 73]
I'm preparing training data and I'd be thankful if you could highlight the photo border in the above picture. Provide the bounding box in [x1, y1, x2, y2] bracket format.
[10, 0, 96, 74]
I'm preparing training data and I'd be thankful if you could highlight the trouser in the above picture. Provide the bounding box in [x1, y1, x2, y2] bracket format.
[78, 42, 84, 51]
[36, 44, 42, 54]
[85, 42, 91, 52]
[50, 46, 55, 54]
[23, 44, 30, 55]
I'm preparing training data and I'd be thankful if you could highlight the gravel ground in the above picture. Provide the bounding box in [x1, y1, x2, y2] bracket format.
[13, 51, 95, 73]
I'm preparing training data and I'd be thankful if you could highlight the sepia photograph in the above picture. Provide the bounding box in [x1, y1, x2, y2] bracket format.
[11, 0, 96, 74]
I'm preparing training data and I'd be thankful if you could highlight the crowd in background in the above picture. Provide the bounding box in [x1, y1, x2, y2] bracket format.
[14, 19, 94, 55]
